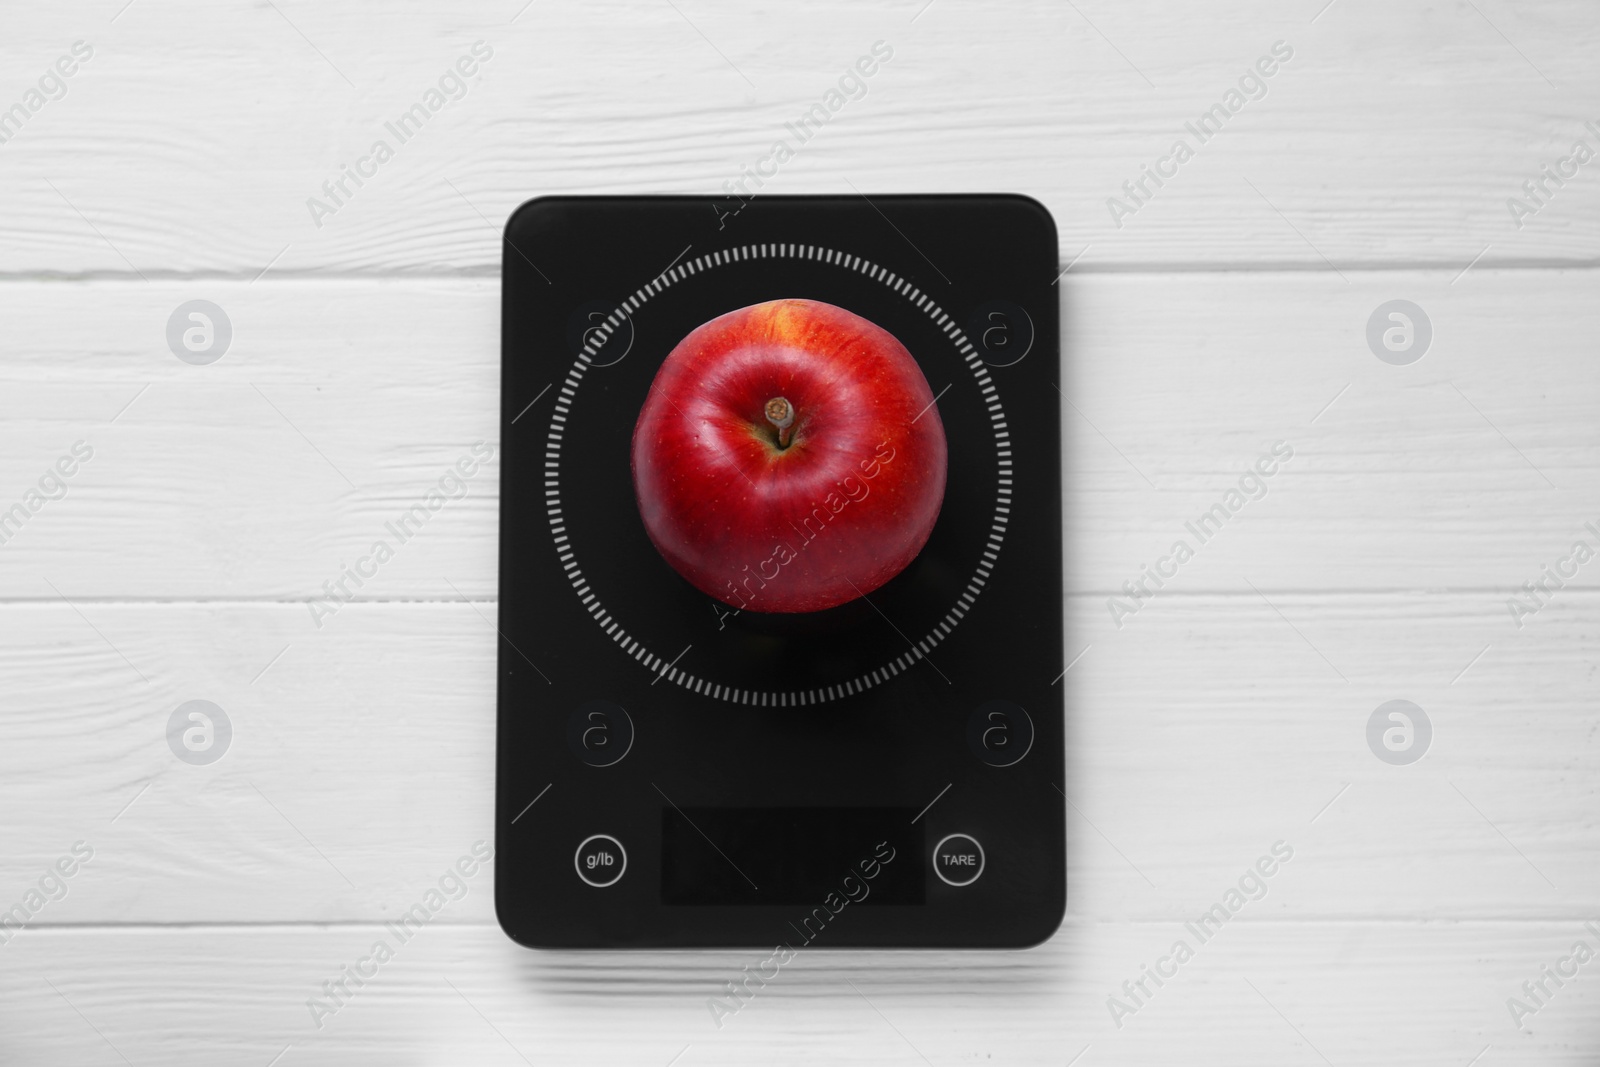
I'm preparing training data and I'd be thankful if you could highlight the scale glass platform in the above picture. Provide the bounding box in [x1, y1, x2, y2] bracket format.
[495, 195, 1064, 948]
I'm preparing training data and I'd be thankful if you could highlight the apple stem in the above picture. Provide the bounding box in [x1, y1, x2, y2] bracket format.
[764, 396, 795, 449]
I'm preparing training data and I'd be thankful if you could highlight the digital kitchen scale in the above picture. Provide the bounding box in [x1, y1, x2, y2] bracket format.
[495, 195, 1064, 948]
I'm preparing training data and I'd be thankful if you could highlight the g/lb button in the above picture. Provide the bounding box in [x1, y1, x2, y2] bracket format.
[574, 834, 627, 887]
[932, 833, 985, 887]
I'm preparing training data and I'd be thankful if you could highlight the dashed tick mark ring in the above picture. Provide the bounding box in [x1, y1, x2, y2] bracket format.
[544, 244, 1017, 706]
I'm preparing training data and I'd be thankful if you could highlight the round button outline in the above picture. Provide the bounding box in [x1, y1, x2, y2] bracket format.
[966, 699, 1034, 767]
[932, 833, 985, 887]
[574, 834, 628, 887]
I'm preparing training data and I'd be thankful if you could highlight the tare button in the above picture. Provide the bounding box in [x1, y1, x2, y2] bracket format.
[574, 834, 628, 887]
[932, 833, 985, 887]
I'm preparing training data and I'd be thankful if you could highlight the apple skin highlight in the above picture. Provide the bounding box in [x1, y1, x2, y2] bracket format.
[631, 298, 948, 614]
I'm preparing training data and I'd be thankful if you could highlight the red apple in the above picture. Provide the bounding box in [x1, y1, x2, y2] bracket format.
[631, 298, 948, 614]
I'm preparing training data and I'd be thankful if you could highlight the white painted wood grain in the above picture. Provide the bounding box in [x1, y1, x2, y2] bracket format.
[0, 0, 1598, 274]
[0, 270, 1596, 599]
[1, 923, 1594, 1065]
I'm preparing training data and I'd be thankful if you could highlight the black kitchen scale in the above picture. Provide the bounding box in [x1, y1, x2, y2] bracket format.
[495, 195, 1064, 948]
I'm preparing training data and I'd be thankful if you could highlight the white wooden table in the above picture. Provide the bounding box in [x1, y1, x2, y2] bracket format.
[2, 1, 1597, 1063]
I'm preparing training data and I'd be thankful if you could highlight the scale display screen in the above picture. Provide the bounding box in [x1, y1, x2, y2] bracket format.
[660, 807, 924, 906]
